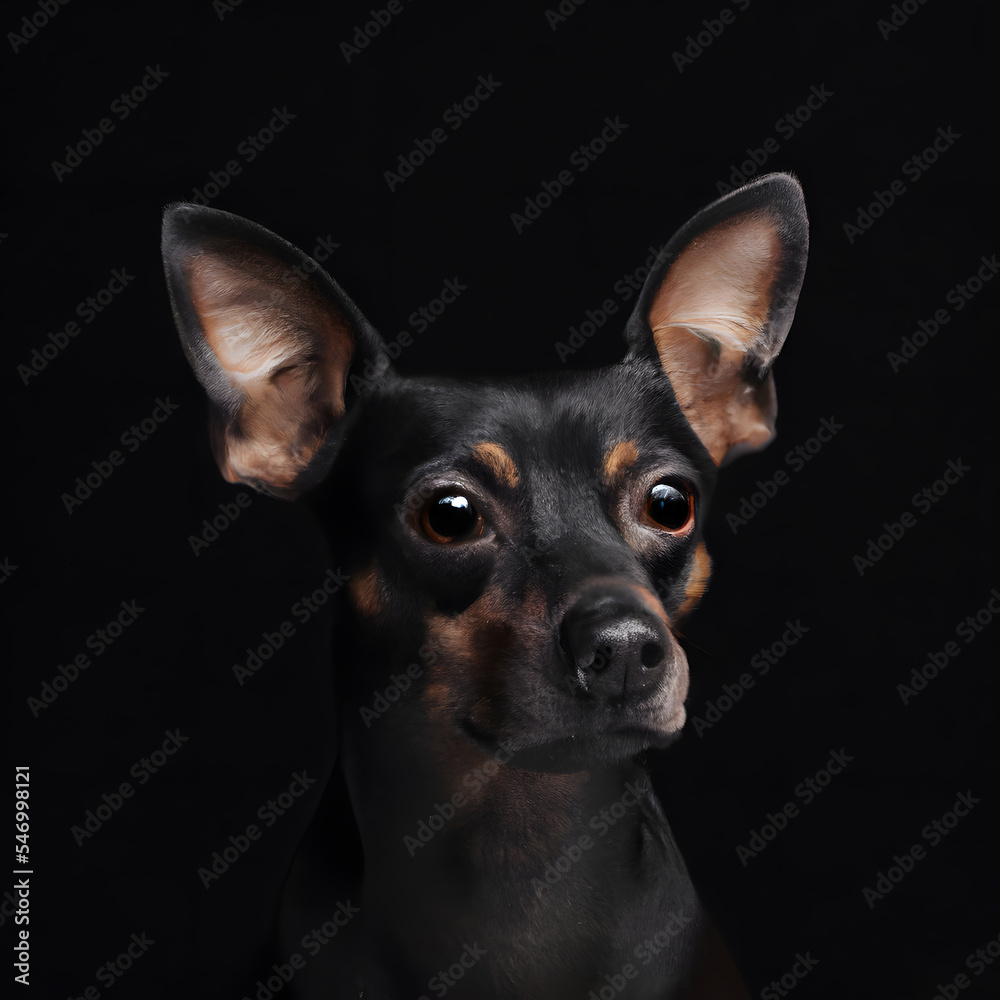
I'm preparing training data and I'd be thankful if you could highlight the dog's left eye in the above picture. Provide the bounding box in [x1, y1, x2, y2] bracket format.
[421, 493, 484, 544]
[644, 483, 694, 533]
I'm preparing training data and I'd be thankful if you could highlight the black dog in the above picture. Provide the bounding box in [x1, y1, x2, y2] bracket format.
[162, 171, 807, 997]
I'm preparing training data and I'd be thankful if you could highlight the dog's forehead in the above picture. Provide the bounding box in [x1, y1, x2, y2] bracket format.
[367, 361, 712, 487]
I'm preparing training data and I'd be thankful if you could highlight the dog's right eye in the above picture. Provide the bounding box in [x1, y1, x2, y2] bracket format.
[421, 493, 484, 544]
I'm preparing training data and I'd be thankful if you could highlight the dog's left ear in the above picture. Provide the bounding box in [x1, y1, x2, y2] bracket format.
[626, 172, 808, 465]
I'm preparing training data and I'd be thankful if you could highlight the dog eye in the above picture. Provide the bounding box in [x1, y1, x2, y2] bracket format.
[644, 483, 694, 533]
[421, 493, 484, 544]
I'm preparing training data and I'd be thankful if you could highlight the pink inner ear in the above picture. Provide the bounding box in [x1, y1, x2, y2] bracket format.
[646, 212, 784, 465]
[189, 249, 353, 397]
[186, 247, 354, 494]
[648, 212, 781, 353]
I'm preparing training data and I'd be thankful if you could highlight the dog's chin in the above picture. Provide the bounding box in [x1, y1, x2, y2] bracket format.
[459, 709, 686, 773]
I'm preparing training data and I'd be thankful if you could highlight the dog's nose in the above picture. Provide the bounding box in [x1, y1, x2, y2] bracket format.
[560, 584, 674, 703]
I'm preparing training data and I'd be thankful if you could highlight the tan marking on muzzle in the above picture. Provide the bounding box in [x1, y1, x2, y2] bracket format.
[675, 542, 712, 620]
[349, 563, 383, 619]
[634, 583, 672, 628]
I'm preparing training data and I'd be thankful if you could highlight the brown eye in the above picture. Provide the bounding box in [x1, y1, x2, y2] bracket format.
[421, 493, 484, 544]
[645, 483, 694, 533]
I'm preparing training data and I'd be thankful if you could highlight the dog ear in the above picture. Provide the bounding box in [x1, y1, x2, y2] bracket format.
[161, 204, 390, 498]
[625, 172, 808, 465]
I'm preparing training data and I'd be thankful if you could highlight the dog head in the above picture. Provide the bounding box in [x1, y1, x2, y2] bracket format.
[162, 173, 807, 771]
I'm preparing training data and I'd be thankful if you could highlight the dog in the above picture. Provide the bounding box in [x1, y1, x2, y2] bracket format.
[161, 171, 807, 998]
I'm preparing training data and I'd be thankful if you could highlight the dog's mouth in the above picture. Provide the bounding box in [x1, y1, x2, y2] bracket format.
[458, 710, 685, 772]
[451, 625, 690, 771]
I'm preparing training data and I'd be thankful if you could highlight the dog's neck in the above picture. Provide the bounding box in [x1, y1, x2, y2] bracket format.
[342, 712, 699, 996]
[343, 699, 655, 881]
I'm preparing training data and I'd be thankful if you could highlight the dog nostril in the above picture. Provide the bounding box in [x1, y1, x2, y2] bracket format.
[590, 645, 613, 672]
[640, 642, 664, 668]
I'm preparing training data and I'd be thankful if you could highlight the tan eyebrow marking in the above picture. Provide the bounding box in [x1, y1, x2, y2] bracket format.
[472, 442, 520, 488]
[602, 439, 639, 481]
[675, 542, 712, 620]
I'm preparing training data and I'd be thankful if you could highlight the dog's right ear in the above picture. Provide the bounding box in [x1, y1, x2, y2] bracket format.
[161, 204, 389, 498]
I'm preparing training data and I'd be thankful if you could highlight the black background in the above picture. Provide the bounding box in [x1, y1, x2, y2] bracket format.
[3, 1, 997, 998]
